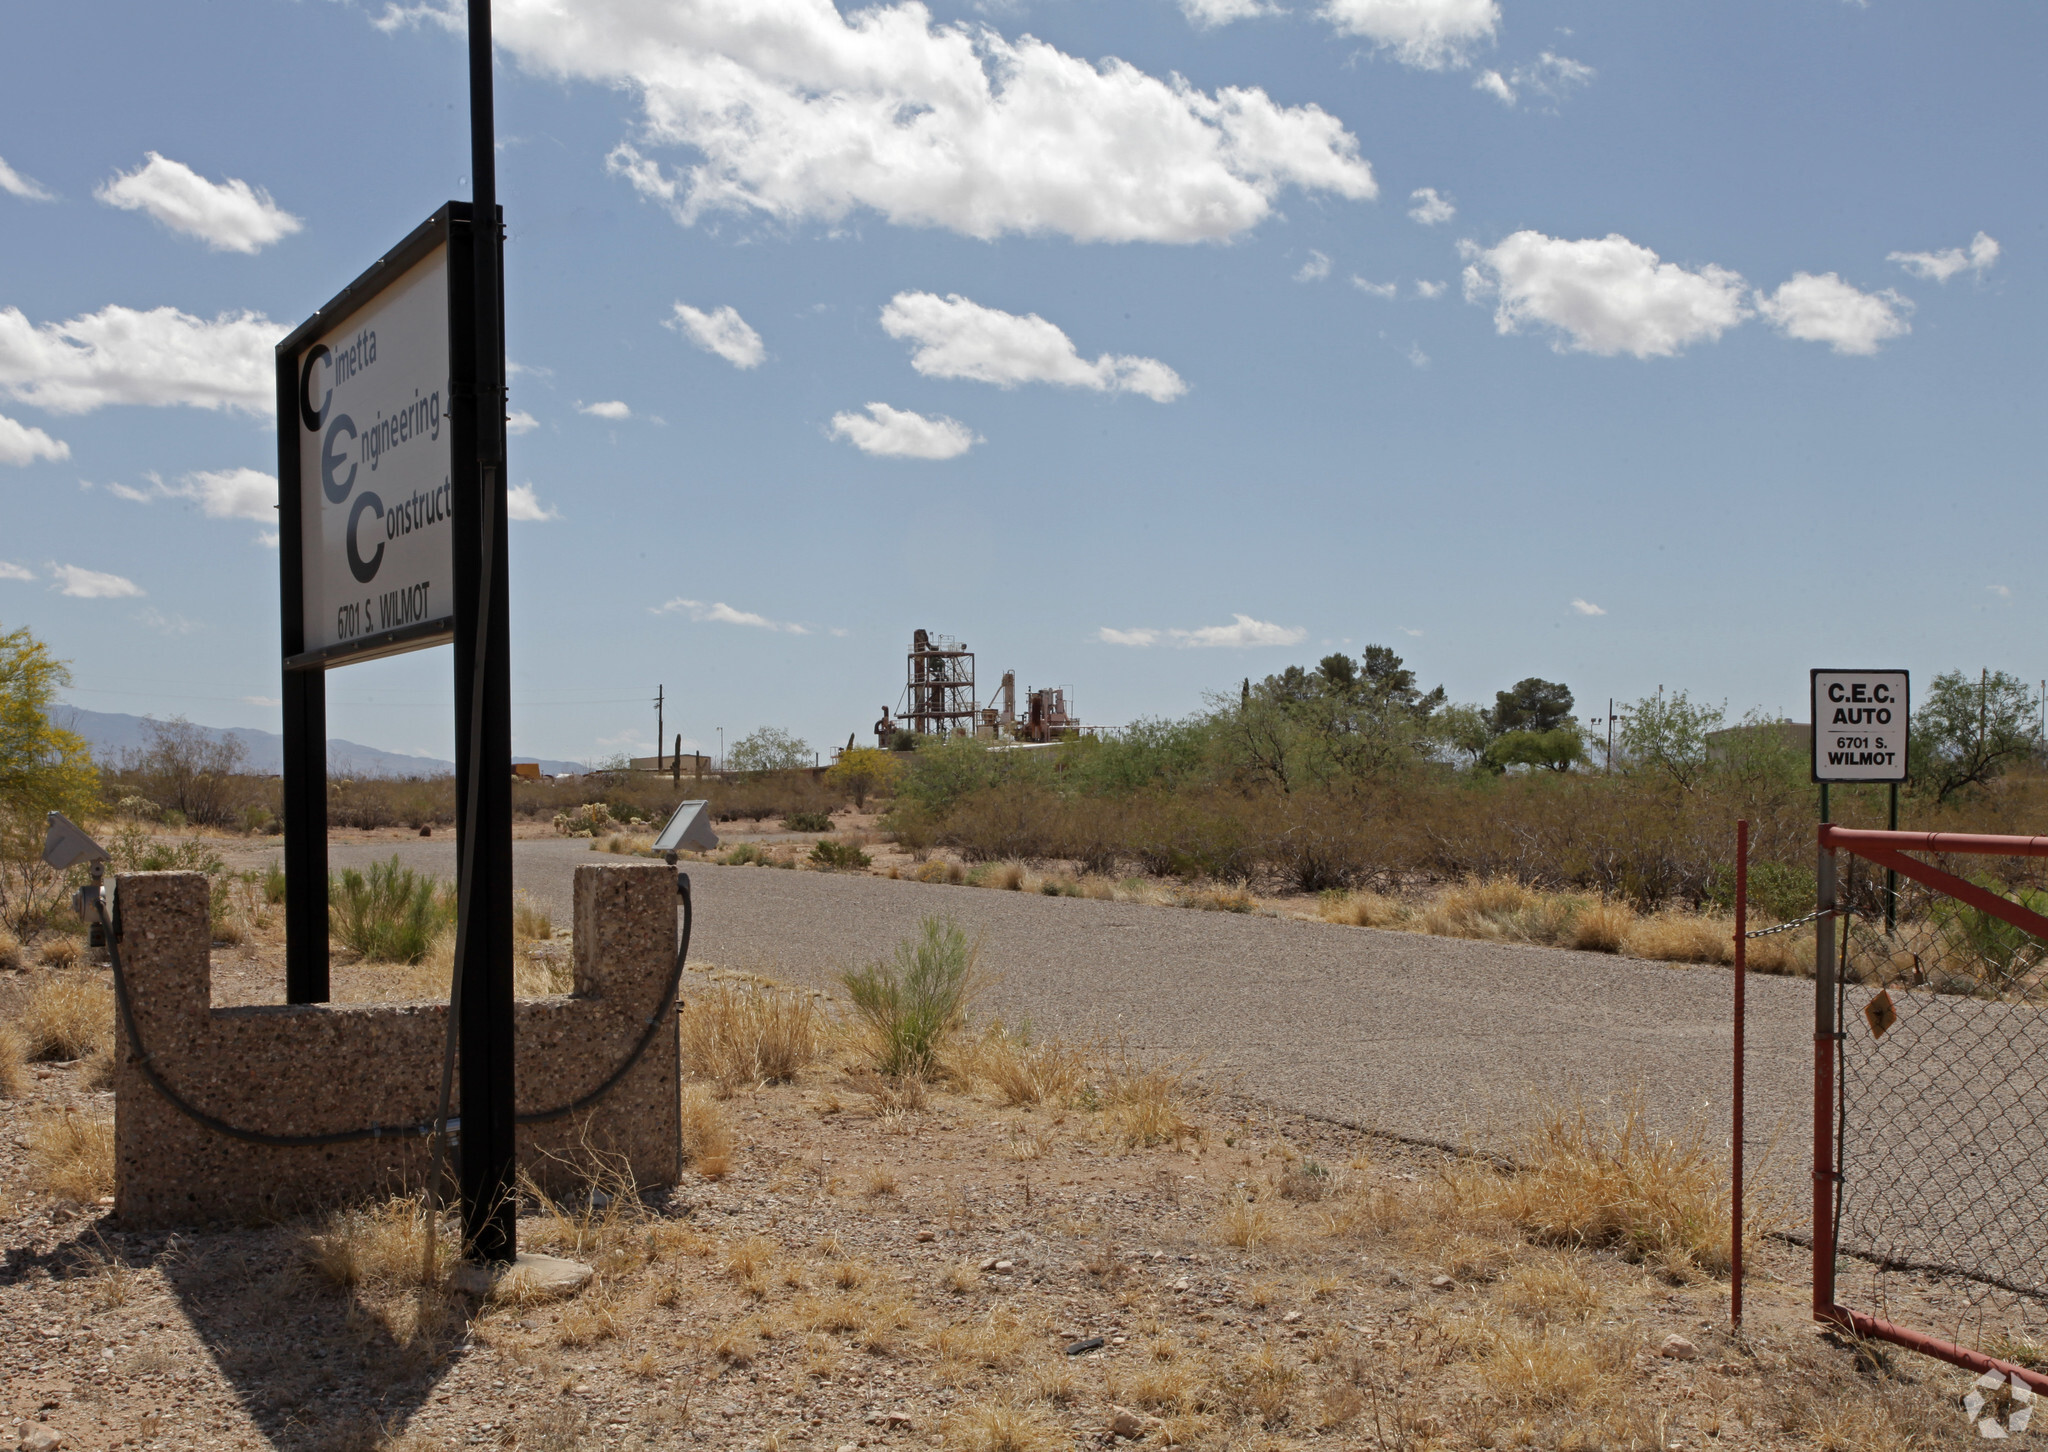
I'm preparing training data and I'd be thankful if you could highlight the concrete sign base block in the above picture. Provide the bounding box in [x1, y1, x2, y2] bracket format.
[452, 1252, 594, 1302]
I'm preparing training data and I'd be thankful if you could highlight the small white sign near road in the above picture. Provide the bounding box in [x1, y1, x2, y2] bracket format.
[1810, 669, 1909, 783]
[296, 244, 454, 661]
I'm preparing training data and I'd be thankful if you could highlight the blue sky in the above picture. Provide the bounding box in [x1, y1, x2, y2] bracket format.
[1, 0, 2040, 765]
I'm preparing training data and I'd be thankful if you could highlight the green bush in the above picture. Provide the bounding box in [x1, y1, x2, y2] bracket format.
[328, 857, 452, 964]
[809, 839, 871, 870]
[783, 810, 833, 833]
[1707, 860, 1816, 924]
[722, 843, 767, 866]
[841, 916, 979, 1078]
[262, 862, 288, 905]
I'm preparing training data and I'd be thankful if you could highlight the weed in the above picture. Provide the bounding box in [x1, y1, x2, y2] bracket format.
[262, 861, 288, 904]
[29, 1107, 115, 1202]
[914, 857, 966, 884]
[329, 857, 453, 964]
[17, 970, 113, 1061]
[841, 915, 980, 1077]
[722, 842, 767, 866]
[783, 811, 833, 833]
[39, 934, 82, 968]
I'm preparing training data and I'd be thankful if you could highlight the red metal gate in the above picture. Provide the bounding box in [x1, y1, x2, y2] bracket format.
[1814, 825, 2048, 1391]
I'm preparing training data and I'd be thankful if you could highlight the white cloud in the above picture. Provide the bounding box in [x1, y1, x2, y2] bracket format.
[1322, 0, 1500, 69]
[396, 0, 1379, 244]
[0, 303, 276, 414]
[1098, 614, 1305, 648]
[1570, 598, 1605, 616]
[579, 400, 632, 420]
[49, 563, 143, 599]
[507, 482, 561, 521]
[0, 156, 53, 202]
[108, 467, 277, 519]
[170, 467, 276, 519]
[1351, 276, 1397, 299]
[1408, 187, 1455, 225]
[1473, 69, 1516, 104]
[506, 409, 540, 435]
[668, 302, 765, 369]
[137, 608, 201, 636]
[1295, 250, 1332, 283]
[1415, 279, 1446, 299]
[653, 597, 808, 633]
[242, 695, 282, 707]
[257, 529, 279, 549]
[1177, 0, 1279, 26]
[0, 412, 69, 466]
[1405, 342, 1429, 369]
[829, 402, 980, 460]
[0, 562, 33, 581]
[1478, 51, 1594, 107]
[1888, 231, 2000, 284]
[880, 293, 1187, 401]
[94, 152, 302, 254]
[1755, 272, 1911, 355]
[1461, 231, 1751, 358]
[1988, 584, 2012, 601]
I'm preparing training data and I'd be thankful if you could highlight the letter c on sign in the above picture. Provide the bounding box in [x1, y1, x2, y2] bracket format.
[347, 492, 385, 583]
[300, 345, 332, 431]
[322, 414, 357, 504]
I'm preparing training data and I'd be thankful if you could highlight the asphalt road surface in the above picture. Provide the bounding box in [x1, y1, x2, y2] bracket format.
[308, 837, 1813, 1172]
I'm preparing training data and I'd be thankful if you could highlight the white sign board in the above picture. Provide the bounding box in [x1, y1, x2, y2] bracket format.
[295, 243, 455, 662]
[1811, 669, 1909, 782]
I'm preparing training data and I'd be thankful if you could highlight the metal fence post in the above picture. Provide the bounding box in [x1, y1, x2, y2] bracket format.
[1813, 833, 1838, 1322]
[1733, 819, 1747, 1330]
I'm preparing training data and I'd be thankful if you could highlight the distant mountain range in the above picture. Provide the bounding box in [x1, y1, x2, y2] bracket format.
[55, 706, 589, 779]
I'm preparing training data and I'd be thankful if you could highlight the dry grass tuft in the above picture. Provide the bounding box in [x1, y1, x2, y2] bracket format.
[1180, 885, 1256, 914]
[680, 1084, 734, 1178]
[17, 969, 114, 1061]
[1317, 890, 1411, 929]
[304, 1194, 451, 1290]
[38, 933, 83, 969]
[1215, 1191, 1278, 1250]
[1498, 1254, 1602, 1321]
[1096, 1044, 1200, 1149]
[0, 1022, 26, 1098]
[1571, 900, 1636, 953]
[0, 925, 22, 969]
[679, 982, 823, 1094]
[954, 1025, 1087, 1108]
[943, 1397, 1063, 1452]
[914, 857, 966, 885]
[28, 1107, 115, 1202]
[1480, 1318, 1629, 1412]
[1623, 910, 1732, 965]
[1461, 1093, 1738, 1275]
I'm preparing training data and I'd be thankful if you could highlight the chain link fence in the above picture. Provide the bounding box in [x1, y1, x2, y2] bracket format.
[1829, 847, 2048, 1356]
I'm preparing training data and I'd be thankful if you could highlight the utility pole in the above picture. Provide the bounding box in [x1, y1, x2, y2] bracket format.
[655, 685, 664, 772]
[718, 726, 724, 775]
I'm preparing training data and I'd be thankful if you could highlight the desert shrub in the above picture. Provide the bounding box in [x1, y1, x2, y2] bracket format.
[841, 916, 980, 1078]
[329, 857, 453, 964]
[783, 810, 833, 833]
[722, 843, 767, 866]
[680, 983, 823, 1093]
[809, 838, 871, 870]
[823, 747, 901, 809]
[680, 1084, 733, 1177]
[262, 861, 288, 905]
[118, 716, 253, 829]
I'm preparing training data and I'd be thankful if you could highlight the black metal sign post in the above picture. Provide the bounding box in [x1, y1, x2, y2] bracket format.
[457, 0, 517, 1265]
[273, 0, 514, 1265]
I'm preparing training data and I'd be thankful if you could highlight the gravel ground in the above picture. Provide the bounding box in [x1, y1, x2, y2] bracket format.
[295, 839, 1813, 1183]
